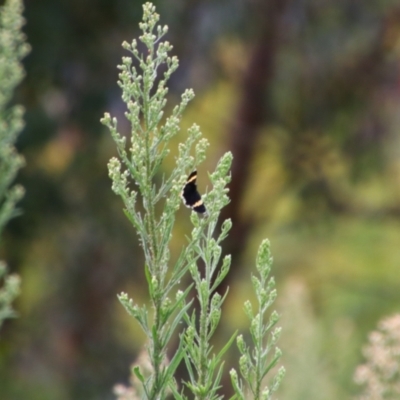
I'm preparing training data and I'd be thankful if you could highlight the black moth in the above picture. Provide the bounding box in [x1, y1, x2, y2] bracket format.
[181, 170, 207, 215]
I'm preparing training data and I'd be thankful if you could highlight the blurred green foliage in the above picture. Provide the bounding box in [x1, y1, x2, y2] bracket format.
[1, 0, 400, 399]
[0, 0, 29, 331]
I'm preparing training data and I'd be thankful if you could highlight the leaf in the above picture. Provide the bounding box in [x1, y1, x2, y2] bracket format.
[133, 365, 145, 383]
[163, 334, 185, 385]
[144, 263, 154, 297]
[215, 330, 237, 362]
[166, 304, 193, 345]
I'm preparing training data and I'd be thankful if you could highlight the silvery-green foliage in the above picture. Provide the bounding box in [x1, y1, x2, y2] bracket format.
[0, 261, 20, 329]
[102, 3, 232, 399]
[104, 3, 284, 400]
[172, 153, 235, 400]
[0, 0, 29, 237]
[230, 240, 285, 400]
[0, 0, 29, 330]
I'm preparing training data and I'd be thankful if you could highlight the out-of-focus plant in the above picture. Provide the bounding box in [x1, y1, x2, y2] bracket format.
[230, 239, 285, 400]
[103, 3, 284, 399]
[0, 0, 29, 330]
[354, 314, 400, 400]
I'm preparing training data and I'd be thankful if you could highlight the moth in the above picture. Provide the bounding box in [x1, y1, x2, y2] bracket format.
[181, 170, 207, 215]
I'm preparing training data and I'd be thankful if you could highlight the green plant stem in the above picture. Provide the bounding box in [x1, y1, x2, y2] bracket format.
[145, 130, 163, 400]
[198, 269, 209, 395]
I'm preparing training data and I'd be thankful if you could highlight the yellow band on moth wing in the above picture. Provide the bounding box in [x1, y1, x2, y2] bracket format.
[187, 175, 197, 183]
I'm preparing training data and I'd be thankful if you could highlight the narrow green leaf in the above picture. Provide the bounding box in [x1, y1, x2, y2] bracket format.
[162, 298, 193, 346]
[133, 365, 145, 383]
[163, 334, 185, 385]
[215, 330, 237, 362]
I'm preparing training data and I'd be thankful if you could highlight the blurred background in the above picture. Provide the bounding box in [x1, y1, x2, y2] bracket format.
[1, 0, 400, 399]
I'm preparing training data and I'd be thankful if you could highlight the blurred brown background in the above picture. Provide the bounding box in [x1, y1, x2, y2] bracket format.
[1, 0, 400, 399]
